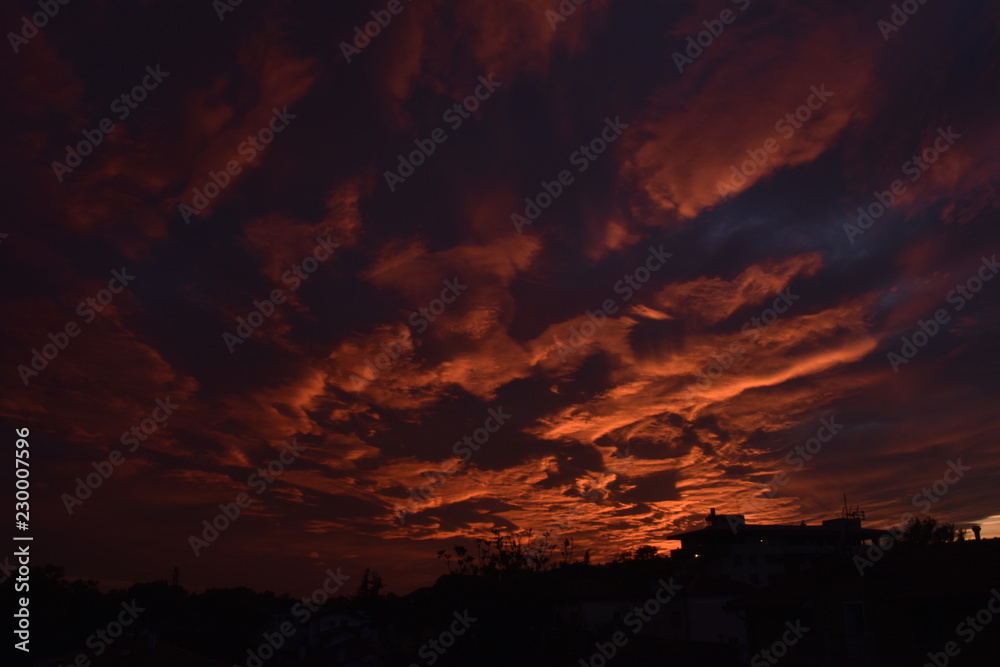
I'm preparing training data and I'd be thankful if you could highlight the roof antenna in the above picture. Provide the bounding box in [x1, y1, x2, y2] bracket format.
[841, 494, 865, 520]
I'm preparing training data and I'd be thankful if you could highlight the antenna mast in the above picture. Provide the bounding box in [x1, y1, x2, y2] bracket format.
[841, 494, 865, 520]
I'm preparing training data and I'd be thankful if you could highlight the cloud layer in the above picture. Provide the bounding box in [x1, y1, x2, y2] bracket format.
[2, 0, 999, 595]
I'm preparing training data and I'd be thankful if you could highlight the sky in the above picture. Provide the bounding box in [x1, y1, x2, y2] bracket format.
[2, 0, 999, 596]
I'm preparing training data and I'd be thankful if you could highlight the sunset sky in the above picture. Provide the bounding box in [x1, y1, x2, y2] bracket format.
[2, 0, 999, 596]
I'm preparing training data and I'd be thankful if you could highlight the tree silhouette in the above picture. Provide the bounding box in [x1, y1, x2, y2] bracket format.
[353, 568, 384, 603]
[899, 516, 964, 546]
[437, 528, 562, 579]
[614, 545, 660, 562]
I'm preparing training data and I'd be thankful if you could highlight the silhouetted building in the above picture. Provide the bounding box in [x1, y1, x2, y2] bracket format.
[729, 539, 1000, 665]
[668, 508, 883, 587]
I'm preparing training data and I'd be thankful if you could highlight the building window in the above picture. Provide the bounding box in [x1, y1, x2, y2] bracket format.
[734, 554, 743, 566]
[751, 574, 760, 584]
[749, 555, 758, 566]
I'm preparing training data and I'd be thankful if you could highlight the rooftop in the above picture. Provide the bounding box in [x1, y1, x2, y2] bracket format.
[667, 509, 884, 541]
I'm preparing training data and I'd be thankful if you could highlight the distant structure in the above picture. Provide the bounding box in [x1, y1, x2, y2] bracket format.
[667, 507, 883, 587]
[841, 494, 865, 520]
